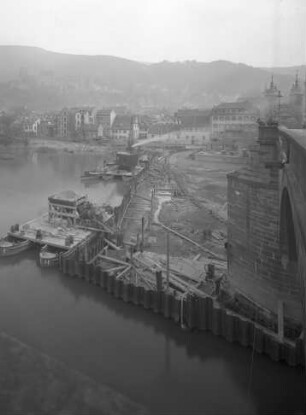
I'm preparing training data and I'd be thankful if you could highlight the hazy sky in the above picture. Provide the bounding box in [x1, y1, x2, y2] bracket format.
[1, 0, 305, 66]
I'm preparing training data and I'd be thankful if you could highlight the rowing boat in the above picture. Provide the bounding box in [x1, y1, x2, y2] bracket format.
[0, 234, 32, 257]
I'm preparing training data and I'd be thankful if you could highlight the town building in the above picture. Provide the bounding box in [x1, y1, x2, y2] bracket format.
[211, 101, 259, 139]
[38, 113, 57, 137]
[22, 116, 41, 137]
[147, 123, 178, 140]
[137, 115, 152, 140]
[72, 107, 98, 139]
[175, 109, 211, 145]
[111, 114, 139, 145]
[95, 108, 116, 138]
[56, 109, 73, 138]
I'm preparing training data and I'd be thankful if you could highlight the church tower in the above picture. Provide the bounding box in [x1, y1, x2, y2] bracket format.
[263, 75, 281, 121]
[127, 115, 139, 150]
[289, 72, 304, 126]
[289, 72, 303, 107]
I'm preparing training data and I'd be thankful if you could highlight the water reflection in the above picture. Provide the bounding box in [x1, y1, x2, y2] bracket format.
[0, 148, 304, 415]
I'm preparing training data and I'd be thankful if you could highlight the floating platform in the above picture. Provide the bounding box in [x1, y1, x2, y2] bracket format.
[81, 165, 144, 181]
[8, 214, 93, 251]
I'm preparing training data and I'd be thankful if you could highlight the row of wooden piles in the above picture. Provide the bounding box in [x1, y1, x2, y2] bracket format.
[91, 247, 227, 300]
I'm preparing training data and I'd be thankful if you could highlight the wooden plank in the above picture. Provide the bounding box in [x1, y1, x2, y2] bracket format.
[105, 238, 121, 250]
[98, 254, 128, 266]
[107, 265, 126, 274]
[77, 225, 104, 233]
[92, 219, 115, 234]
[152, 221, 224, 260]
[88, 246, 107, 264]
[115, 265, 132, 280]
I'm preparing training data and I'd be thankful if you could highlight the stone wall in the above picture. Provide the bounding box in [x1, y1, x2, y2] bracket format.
[227, 125, 302, 326]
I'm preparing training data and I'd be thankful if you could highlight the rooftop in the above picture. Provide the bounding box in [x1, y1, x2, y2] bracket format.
[48, 190, 86, 203]
[213, 101, 254, 110]
[112, 114, 133, 130]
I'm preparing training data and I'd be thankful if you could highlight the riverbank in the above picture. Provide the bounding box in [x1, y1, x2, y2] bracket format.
[0, 137, 117, 156]
[28, 137, 112, 154]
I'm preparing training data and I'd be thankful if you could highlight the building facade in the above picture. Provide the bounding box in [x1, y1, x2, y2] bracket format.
[111, 114, 139, 145]
[211, 101, 258, 139]
[22, 117, 41, 137]
[56, 109, 73, 138]
[96, 109, 116, 138]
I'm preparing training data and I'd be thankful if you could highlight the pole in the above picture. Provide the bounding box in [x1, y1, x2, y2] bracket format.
[166, 231, 170, 291]
[141, 216, 144, 252]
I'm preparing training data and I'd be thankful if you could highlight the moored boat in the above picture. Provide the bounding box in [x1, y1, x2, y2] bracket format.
[0, 234, 32, 257]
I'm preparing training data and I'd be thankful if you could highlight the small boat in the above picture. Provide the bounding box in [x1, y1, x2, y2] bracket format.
[39, 245, 60, 267]
[0, 234, 32, 257]
[80, 170, 105, 180]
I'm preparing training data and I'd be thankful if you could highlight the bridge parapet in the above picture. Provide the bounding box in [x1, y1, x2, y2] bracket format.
[279, 127, 306, 200]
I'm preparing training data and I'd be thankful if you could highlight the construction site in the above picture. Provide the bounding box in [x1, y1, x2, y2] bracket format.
[106, 147, 247, 299]
[57, 146, 304, 366]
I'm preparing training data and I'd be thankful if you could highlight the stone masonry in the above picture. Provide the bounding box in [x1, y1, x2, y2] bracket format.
[227, 124, 302, 328]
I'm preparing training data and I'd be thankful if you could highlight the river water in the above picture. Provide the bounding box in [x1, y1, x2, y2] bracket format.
[0, 148, 304, 415]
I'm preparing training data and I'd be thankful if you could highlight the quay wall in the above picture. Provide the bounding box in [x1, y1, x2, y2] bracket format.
[59, 255, 304, 367]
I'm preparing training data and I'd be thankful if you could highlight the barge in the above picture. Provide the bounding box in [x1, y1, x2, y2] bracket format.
[81, 151, 145, 182]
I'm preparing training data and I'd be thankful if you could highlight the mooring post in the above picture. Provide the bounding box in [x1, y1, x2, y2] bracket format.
[166, 231, 170, 292]
[278, 300, 284, 341]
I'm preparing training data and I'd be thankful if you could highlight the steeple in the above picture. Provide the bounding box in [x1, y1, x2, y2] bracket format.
[295, 71, 299, 88]
[127, 115, 139, 151]
[290, 71, 302, 95]
[263, 75, 281, 121]
[265, 74, 279, 96]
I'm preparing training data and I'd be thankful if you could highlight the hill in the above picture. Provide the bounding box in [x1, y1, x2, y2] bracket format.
[0, 45, 294, 111]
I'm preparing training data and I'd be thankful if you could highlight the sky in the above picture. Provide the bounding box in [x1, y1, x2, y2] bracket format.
[0, 0, 305, 67]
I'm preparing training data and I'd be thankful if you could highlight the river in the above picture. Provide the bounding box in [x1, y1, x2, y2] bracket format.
[0, 148, 304, 415]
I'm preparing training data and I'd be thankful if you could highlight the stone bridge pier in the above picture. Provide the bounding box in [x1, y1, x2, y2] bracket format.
[227, 124, 306, 342]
